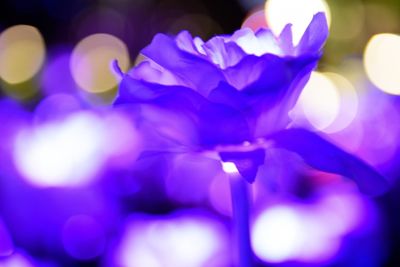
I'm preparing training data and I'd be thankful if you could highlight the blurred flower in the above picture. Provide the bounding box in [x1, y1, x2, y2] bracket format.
[115, 13, 388, 195]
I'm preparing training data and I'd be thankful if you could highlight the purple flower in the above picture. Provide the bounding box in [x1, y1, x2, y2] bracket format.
[115, 13, 388, 196]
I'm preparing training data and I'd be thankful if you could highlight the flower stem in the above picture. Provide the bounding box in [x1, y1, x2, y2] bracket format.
[229, 172, 253, 267]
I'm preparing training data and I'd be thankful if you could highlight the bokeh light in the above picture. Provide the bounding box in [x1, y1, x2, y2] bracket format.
[295, 71, 359, 134]
[265, 0, 331, 45]
[0, 251, 35, 267]
[242, 8, 267, 32]
[251, 190, 368, 264]
[364, 33, 400, 95]
[70, 33, 130, 93]
[296, 72, 340, 131]
[13, 110, 141, 187]
[323, 72, 359, 133]
[0, 25, 46, 85]
[113, 213, 229, 267]
[252, 205, 306, 263]
[13, 112, 107, 187]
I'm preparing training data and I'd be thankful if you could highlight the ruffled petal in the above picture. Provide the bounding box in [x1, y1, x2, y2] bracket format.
[207, 81, 248, 110]
[175, 31, 203, 56]
[231, 28, 281, 57]
[129, 60, 184, 86]
[268, 128, 389, 196]
[115, 75, 254, 150]
[115, 75, 206, 113]
[223, 54, 280, 90]
[203, 36, 247, 69]
[253, 55, 318, 136]
[223, 53, 318, 135]
[255, 28, 282, 55]
[114, 76, 208, 148]
[141, 33, 226, 96]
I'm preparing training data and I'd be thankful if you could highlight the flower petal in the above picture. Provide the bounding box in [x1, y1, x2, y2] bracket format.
[223, 53, 281, 90]
[254, 56, 317, 136]
[295, 12, 329, 55]
[230, 54, 318, 135]
[230, 28, 281, 57]
[203, 36, 247, 69]
[207, 81, 248, 110]
[141, 33, 226, 96]
[114, 76, 207, 148]
[197, 101, 251, 148]
[268, 128, 389, 196]
[130, 60, 184, 86]
[175, 31, 203, 56]
[278, 23, 294, 55]
[115, 75, 205, 111]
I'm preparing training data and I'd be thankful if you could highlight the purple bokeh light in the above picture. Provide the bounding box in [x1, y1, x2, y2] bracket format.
[110, 211, 231, 267]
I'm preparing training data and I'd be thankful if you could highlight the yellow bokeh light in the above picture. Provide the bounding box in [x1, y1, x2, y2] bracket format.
[265, 0, 331, 45]
[0, 25, 46, 84]
[364, 33, 400, 95]
[71, 33, 130, 93]
[323, 73, 358, 134]
[297, 72, 340, 131]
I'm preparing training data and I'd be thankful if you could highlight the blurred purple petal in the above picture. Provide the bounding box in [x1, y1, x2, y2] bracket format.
[268, 128, 389, 196]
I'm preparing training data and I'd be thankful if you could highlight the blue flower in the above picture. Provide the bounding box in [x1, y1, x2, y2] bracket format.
[115, 13, 388, 196]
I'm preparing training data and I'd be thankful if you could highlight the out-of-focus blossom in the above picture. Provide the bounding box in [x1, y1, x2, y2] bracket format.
[115, 13, 388, 195]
